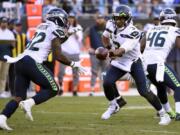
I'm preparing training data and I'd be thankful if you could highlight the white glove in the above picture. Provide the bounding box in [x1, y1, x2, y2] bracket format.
[70, 60, 87, 75]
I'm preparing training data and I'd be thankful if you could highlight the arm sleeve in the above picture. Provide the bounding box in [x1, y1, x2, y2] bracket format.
[102, 20, 113, 38]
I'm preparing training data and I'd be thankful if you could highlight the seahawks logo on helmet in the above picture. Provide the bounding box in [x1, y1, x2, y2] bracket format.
[159, 8, 177, 25]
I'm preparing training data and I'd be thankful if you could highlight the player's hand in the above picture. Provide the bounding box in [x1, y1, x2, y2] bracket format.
[109, 48, 124, 57]
[108, 49, 116, 59]
[70, 60, 87, 75]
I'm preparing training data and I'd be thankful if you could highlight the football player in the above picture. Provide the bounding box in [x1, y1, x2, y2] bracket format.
[101, 5, 171, 125]
[141, 8, 180, 120]
[0, 8, 86, 130]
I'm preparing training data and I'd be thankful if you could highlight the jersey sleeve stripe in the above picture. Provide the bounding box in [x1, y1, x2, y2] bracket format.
[120, 34, 134, 39]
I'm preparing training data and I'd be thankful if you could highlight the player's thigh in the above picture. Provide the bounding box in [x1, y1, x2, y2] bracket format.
[104, 65, 126, 84]
[28, 63, 59, 91]
[130, 59, 147, 90]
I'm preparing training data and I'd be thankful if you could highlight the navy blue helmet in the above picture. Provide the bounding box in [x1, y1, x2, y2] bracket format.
[159, 8, 177, 25]
[112, 5, 132, 27]
[46, 8, 69, 28]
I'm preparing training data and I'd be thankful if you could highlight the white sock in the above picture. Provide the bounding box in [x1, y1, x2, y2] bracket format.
[110, 99, 117, 104]
[25, 98, 35, 107]
[0, 114, 7, 120]
[175, 102, 180, 114]
[162, 102, 172, 112]
[158, 108, 166, 116]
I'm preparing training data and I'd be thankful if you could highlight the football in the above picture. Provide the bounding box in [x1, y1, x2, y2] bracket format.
[95, 47, 109, 60]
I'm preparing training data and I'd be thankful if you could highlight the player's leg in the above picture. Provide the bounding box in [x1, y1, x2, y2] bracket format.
[71, 54, 80, 96]
[101, 65, 126, 120]
[147, 65, 175, 118]
[19, 56, 59, 121]
[163, 64, 180, 120]
[130, 59, 171, 125]
[0, 60, 30, 130]
[72, 67, 79, 96]
[89, 54, 99, 96]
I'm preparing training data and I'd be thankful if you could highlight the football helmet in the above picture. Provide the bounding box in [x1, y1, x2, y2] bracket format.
[46, 8, 69, 28]
[159, 8, 177, 25]
[112, 5, 132, 28]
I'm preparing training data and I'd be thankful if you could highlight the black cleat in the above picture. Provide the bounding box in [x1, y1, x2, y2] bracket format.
[116, 97, 127, 108]
[175, 113, 180, 121]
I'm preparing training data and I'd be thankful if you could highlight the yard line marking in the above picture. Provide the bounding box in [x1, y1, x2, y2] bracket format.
[124, 106, 153, 110]
[139, 130, 179, 134]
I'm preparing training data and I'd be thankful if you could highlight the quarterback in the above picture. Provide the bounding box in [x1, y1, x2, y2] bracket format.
[101, 5, 171, 125]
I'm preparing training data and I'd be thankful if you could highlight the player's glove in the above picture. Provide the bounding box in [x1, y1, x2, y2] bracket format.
[70, 60, 87, 75]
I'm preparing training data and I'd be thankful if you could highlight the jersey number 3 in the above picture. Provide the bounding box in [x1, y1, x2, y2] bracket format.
[147, 31, 168, 47]
[27, 32, 46, 51]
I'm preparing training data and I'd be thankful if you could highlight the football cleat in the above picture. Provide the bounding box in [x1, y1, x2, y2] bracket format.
[19, 101, 34, 121]
[101, 101, 120, 120]
[0, 115, 13, 131]
[159, 113, 171, 125]
[167, 110, 176, 119]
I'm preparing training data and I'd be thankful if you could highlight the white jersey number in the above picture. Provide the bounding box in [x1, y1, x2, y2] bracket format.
[27, 32, 46, 51]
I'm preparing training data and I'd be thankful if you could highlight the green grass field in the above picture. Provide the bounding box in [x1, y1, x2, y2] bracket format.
[0, 96, 179, 135]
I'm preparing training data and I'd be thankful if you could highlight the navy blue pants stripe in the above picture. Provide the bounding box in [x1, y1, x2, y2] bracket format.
[15, 56, 59, 101]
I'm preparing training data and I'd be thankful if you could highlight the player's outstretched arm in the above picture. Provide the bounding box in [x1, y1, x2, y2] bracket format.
[51, 37, 72, 66]
[51, 37, 87, 75]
